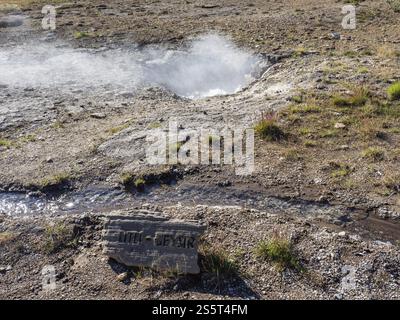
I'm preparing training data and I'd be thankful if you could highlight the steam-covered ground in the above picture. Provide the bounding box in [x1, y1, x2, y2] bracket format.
[1, 0, 400, 300]
[0, 34, 265, 98]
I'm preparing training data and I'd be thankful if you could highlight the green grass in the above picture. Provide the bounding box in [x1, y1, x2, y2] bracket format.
[0, 232, 15, 246]
[40, 173, 71, 188]
[0, 139, 13, 148]
[357, 67, 369, 74]
[290, 95, 303, 104]
[299, 127, 312, 135]
[254, 237, 302, 272]
[21, 134, 36, 143]
[200, 245, 238, 279]
[284, 148, 302, 161]
[134, 178, 146, 189]
[289, 104, 321, 114]
[120, 173, 134, 186]
[387, 82, 400, 101]
[383, 173, 400, 193]
[73, 31, 90, 39]
[387, 0, 400, 12]
[362, 100, 400, 118]
[320, 129, 338, 138]
[332, 90, 368, 108]
[362, 147, 385, 161]
[107, 123, 130, 135]
[254, 118, 285, 141]
[120, 173, 146, 191]
[52, 121, 65, 129]
[148, 121, 162, 129]
[331, 165, 351, 178]
[43, 222, 77, 254]
[292, 46, 307, 58]
[304, 139, 317, 147]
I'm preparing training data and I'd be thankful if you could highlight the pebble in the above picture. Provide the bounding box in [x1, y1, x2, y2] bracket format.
[90, 113, 107, 119]
[0, 265, 12, 272]
[117, 272, 128, 282]
[334, 122, 346, 129]
[330, 32, 341, 40]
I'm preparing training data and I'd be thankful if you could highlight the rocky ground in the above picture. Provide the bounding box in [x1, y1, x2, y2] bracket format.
[1, 0, 400, 300]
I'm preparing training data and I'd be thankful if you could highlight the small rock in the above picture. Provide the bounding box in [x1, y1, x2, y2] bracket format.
[338, 231, 347, 238]
[334, 122, 346, 129]
[334, 293, 343, 300]
[330, 32, 341, 40]
[0, 265, 12, 273]
[90, 113, 106, 119]
[116, 272, 128, 282]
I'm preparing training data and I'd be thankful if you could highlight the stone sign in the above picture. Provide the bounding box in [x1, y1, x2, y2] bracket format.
[102, 212, 206, 274]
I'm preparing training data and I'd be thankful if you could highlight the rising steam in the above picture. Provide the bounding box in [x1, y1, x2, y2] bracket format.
[0, 34, 264, 98]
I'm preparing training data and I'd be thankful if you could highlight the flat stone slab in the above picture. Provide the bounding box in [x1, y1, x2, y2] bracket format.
[102, 212, 206, 274]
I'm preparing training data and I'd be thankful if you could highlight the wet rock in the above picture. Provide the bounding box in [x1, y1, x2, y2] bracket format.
[0, 16, 23, 28]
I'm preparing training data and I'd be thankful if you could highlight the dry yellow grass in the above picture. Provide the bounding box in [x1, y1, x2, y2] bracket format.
[376, 45, 400, 59]
[0, 232, 15, 246]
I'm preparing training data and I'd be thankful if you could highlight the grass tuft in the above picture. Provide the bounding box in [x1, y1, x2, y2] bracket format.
[254, 235, 302, 272]
[0, 139, 13, 148]
[73, 31, 90, 39]
[332, 88, 369, 108]
[254, 113, 285, 141]
[43, 222, 77, 254]
[200, 245, 238, 280]
[0, 232, 15, 246]
[362, 147, 385, 161]
[387, 82, 400, 101]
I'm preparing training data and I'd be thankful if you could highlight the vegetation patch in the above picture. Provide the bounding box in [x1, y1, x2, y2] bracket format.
[73, 31, 90, 39]
[0, 232, 15, 246]
[362, 147, 385, 161]
[0, 138, 13, 148]
[332, 88, 369, 108]
[37, 172, 72, 191]
[387, 0, 400, 12]
[254, 113, 285, 141]
[289, 104, 321, 114]
[330, 162, 352, 178]
[43, 222, 77, 254]
[387, 82, 400, 101]
[199, 244, 238, 281]
[121, 174, 146, 191]
[284, 148, 302, 161]
[254, 235, 302, 272]
[383, 173, 400, 193]
[120, 168, 181, 191]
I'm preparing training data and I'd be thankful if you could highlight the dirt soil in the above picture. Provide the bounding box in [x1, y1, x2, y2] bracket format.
[1, 0, 400, 300]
